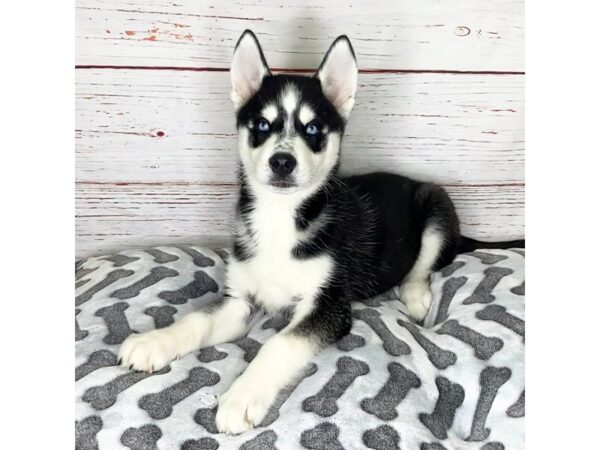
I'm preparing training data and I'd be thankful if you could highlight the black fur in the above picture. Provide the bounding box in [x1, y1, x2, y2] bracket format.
[232, 31, 523, 346]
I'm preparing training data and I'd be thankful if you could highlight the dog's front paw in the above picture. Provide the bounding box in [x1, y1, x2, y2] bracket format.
[399, 280, 432, 322]
[118, 330, 178, 372]
[215, 380, 274, 434]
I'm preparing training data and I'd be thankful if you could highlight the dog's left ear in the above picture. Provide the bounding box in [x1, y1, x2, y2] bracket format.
[231, 30, 271, 110]
[316, 36, 358, 119]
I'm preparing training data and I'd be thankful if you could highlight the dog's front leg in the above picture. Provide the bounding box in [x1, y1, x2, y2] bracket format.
[216, 291, 351, 434]
[118, 295, 258, 372]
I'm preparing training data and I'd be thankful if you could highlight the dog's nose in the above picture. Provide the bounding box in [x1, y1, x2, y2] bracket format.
[269, 152, 297, 177]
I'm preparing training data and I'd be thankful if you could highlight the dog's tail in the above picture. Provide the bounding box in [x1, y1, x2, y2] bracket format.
[457, 236, 525, 253]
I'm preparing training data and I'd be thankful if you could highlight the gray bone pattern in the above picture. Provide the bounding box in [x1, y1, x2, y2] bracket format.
[111, 267, 179, 299]
[463, 267, 514, 305]
[467, 366, 512, 441]
[193, 407, 218, 434]
[76, 350, 118, 381]
[303, 357, 369, 417]
[440, 261, 466, 277]
[361, 362, 421, 420]
[234, 336, 262, 363]
[83, 367, 170, 410]
[145, 305, 178, 329]
[197, 346, 228, 363]
[75, 415, 103, 450]
[465, 252, 508, 265]
[300, 422, 344, 450]
[145, 248, 179, 264]
[434, 276, 468, 324]
[76, 269, 134, 306]
[158, 271, 219, 305]
[240, 430, 278, 450]
[363, 425, 401, 450]
[336, 333, 366, 351]
[181, 437, 219, 450]
[95, 302, 135, 345]
[353, 308, 411, 356]
[138, 366, 220, 419]
[506, 390, 525, 418]
[75, 247, 524, 449]
[397, 318, 456, 369]
[177, 246, 216, 267]
[420, 443, 447, 450]
[476, 305, 525, 339]
[101, 254, 140, 267]
[436, 320, 504, 360]
[120, 424, 162, 450]
[419, 376, 465, 439]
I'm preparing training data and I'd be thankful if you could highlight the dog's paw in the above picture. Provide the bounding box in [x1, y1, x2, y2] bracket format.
[399, 280, 432, 322]
[215, 380, 274, 434]
[118, 330, 177, 372]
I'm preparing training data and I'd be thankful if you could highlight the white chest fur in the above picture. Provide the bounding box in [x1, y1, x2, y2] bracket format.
[226, 188, 333, 313]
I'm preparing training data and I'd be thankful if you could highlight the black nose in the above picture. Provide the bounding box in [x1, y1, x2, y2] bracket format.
[269, 152, 297, 177]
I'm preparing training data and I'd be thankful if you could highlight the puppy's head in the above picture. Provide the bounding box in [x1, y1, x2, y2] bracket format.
[230, 30, 358, 194]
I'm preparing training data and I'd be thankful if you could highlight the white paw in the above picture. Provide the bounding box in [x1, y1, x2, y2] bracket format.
[399, 281, 432, 321]
[215, 380, 274, 434]
[118, 330, 178, 372]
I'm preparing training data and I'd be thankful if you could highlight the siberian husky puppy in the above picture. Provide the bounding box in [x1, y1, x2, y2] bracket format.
[119, 30, 523, 434]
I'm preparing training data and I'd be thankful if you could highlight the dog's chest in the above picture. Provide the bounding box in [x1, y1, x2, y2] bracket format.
[228, 200, 332, 312]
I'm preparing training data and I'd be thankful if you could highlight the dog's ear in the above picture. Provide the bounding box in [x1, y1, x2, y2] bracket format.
[230, 30, 271, 110]
[316, 36, 358, 119]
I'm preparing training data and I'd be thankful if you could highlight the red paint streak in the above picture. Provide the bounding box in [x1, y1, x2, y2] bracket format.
[149, 27, 160, 33]
[143, 35, 157, 41]
[75, 65, 525, 76]
[124, 30, 136, 36]
[156, 131, 165, 137]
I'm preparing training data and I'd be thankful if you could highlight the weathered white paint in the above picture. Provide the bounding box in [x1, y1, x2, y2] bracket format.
[76, 0, 524, 72]
[75, 0, 524, 258]
[76, 70, 524, 185]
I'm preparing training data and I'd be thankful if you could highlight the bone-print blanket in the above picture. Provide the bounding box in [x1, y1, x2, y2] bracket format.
[75, 246, 525, 450]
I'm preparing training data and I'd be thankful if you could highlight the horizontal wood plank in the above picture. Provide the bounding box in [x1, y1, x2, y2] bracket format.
[76, 182, 523, 258]
[76, 69, 524, 185]
[76, 0, 524, 72]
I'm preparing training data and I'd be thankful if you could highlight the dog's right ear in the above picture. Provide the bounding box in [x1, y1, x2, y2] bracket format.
[230, 30, 271, 110]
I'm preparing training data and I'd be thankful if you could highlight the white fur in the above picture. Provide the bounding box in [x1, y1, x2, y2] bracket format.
[216, 333, 317, 434]
[261, 104, 278, 123]
[281, 86, 298, 116]
[231, 32, 269, 110]
[227, 180, 333, 313]
[299, 105, 315, 125]
[316, 38, 358, 119]
[118, 298, 256, 372]
[398, 226, 443, 320]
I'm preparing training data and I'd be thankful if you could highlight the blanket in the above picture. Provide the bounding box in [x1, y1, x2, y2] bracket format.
[75, 246, 525, 450]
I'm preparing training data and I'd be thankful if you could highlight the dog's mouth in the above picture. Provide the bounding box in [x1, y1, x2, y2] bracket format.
[268, 178, 297, 192]
[268, 177, 296, 190]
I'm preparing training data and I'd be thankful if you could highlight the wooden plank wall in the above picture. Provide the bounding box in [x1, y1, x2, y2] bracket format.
[76, 0, 524, 258]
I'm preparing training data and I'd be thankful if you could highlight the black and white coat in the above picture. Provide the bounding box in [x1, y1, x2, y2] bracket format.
[118, 30, 523, 434]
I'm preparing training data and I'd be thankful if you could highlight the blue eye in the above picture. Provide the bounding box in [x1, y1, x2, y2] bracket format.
[306, 124, 319, 136]
[256, 119, 270, 132]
